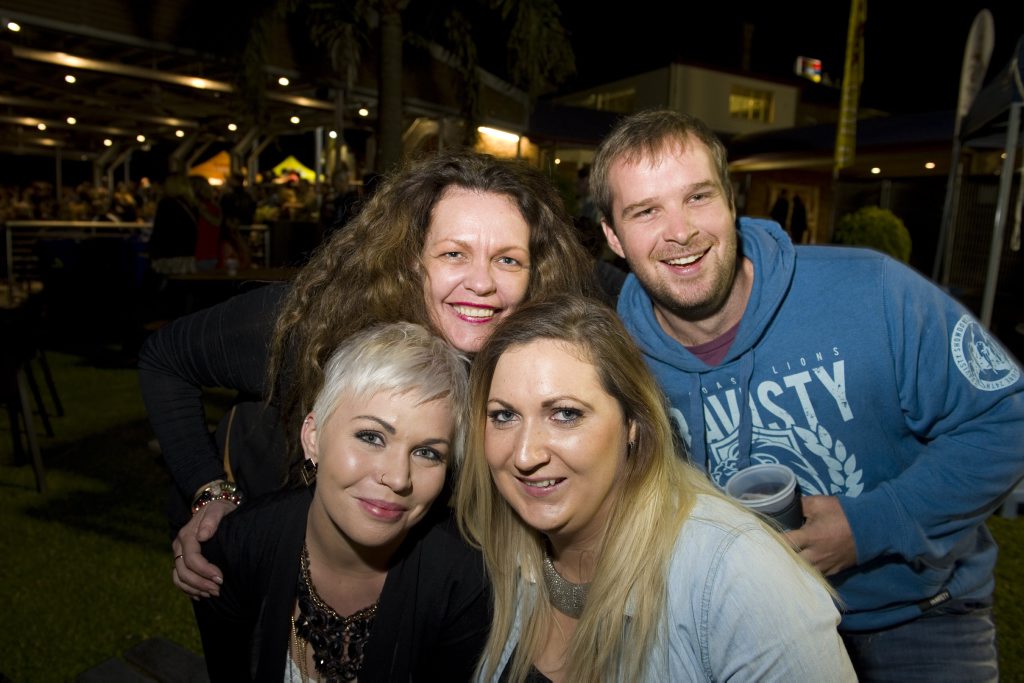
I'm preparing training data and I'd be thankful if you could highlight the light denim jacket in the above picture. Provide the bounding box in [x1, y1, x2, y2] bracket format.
[481, 495, 855, 682]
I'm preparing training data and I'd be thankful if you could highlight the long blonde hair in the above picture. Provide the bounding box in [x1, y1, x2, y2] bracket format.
[456, 296, 827, 681]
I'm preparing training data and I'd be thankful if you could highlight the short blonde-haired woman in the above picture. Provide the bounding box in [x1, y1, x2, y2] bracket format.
[195, 322, 488, 681]
[457, 296, 854, 681]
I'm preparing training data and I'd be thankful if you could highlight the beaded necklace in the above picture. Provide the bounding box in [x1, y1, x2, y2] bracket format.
[292, 545, 377, 682]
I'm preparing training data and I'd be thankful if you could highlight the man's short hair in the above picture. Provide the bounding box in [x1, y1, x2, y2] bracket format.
[591, 109, 734, 227]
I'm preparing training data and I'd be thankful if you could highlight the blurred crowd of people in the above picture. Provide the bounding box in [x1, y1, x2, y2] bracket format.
[0, 163, 371, 229]
[0, 179, 158, 223]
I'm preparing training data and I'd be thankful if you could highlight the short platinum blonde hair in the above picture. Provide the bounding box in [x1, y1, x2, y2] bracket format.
[310, 322, 469, 467]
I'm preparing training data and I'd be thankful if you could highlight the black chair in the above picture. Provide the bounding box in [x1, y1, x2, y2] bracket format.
[1, 305, 48, 493]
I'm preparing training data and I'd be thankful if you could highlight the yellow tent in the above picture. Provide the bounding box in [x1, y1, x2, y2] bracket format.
[272, 155, 316, 182]
[189, 150, 231, 184]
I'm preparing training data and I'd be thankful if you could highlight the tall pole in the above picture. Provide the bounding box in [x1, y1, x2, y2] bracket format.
[833, 0, 866, 180]
[979, 103, 1021, 328]
[933, 10, 995, 284]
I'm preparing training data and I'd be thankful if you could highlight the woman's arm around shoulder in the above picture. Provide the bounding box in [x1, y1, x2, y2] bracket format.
[139, 283, 288, 499]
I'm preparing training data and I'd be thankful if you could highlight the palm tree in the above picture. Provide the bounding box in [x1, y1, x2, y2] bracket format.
[222, 0, 575, 172]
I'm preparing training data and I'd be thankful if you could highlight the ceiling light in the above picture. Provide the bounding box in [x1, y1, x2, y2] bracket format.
[358, 107, 369, 117]
[65, 74, 76, 84]
[103, 139, 113, 147]
[227, 123, 238, 132]
[870, 167, 881, 175]
[136, 134, 145, 142]
[37, 123, 46, 131]
[554, 158, 561, 165]
[6, 21, 20, 32]
[290, 115, 300, 124]
[924, 162, 936, 170]
[175, 129, 185, 138]
[328, 130, 338, 139]
[278, 76, 290, 86]
[478, 126, 520, 143]
[66, 116, 77, 125]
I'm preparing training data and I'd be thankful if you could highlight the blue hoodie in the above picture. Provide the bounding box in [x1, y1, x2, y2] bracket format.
[617, 217, 1024, 631]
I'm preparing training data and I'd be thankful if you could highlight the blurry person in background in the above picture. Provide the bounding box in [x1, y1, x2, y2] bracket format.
[189, 176, 223, 272]
[219, 173, 254, 269]
[148, 174, 198, 275]
[321, 163, 362, 237]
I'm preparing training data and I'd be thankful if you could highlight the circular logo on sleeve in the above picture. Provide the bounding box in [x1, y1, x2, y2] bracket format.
[951, 315, 1020, 391]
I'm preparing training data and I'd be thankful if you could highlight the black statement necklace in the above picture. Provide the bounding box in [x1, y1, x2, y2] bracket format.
[294, 545, 378, 682]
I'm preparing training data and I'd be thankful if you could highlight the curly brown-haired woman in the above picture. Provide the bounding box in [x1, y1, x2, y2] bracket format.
[139, 150, 599, 599]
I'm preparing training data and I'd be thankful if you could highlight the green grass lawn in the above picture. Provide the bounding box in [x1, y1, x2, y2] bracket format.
[1, 352, 1022, 680]
[0, 352, 206, 681]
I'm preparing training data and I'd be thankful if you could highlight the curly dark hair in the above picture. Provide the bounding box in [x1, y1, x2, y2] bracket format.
[267, 150, 598, 462]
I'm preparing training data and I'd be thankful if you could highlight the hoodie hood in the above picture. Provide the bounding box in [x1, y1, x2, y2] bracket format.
[617, 217, 796, 470]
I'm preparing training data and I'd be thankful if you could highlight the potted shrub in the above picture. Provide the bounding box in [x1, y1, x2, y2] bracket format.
[833, 206, 911, 263]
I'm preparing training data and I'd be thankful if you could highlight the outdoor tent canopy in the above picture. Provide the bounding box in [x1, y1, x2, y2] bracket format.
[272, 155, 316, 182]
[188, 150, 231, 183]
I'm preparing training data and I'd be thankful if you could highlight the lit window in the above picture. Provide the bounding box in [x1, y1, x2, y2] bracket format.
[729, 86, 774, 123]
[580, 89, 636, 114]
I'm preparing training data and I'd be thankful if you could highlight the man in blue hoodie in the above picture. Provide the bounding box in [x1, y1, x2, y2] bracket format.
[593, 109, 1022, 681]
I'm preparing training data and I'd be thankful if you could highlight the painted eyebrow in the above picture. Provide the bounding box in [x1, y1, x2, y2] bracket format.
[355, 415, 396, 434]
[541, 396, 594, 411]
[618, 180, 719, 220]
[356, 416, 450, 447]
[487, 398, 514, 409]
[486, 397, 594, 410]
[434, 237, 529, 253]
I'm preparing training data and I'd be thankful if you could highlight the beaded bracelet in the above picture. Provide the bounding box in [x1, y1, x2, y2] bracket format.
[191, 480, 244, 515]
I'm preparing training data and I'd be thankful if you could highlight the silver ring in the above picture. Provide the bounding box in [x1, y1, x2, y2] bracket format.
[174, 553, 184, 562]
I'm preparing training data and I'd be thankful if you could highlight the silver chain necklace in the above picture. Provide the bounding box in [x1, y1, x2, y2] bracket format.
[541, 553, 590, 619]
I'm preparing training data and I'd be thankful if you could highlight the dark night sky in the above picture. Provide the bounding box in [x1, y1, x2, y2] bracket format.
[556, 0, 1022, 115]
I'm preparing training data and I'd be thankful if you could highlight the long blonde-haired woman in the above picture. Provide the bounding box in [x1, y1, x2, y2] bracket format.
[456, 296, 855, 681]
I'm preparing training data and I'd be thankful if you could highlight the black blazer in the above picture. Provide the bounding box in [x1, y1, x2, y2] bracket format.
[195, 488, 490, 681]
